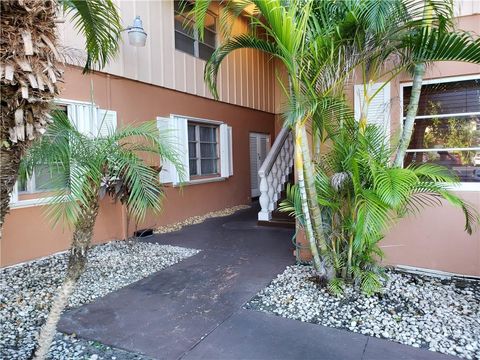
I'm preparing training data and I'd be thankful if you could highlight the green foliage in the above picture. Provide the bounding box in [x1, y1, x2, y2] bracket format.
[190, 0, 480, 296]
[59, 0, 122, 72]
[327, 277, 344, 296]
[282, 120, 478, 296]
[21, 110, 184, 228]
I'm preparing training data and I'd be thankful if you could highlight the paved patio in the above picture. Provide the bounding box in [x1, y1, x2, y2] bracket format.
[59, 205, 456, 360]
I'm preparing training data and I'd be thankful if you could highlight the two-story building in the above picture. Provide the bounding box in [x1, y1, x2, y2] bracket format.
[2, 0, 479, 277]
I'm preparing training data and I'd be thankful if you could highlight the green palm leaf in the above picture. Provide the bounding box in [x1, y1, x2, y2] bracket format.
[60, 0, 122, 72]
[205, 35, 279, 98]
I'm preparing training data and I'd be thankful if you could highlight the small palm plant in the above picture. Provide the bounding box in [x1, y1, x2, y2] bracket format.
[0, 0, 123, 235]
[21, 110, 183, 359]
[281, 119, 478, 296]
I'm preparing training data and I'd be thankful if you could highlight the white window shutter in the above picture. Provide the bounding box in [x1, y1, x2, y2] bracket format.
[174, 116, 189, 184]
[157, 116, 189, 185]
[219, 124, 232, 178]
[97, 109, 117, 137]
[354, 82, 391, 142]
[227, 126, 233, 176]
[68, 103, 97, 136]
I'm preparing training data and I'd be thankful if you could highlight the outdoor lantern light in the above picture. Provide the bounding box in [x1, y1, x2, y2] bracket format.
[126, 16, 147, 47]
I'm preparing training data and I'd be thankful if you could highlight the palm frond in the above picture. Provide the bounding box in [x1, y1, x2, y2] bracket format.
[204, 35, 279, 98]
[60, 0, 121, 72]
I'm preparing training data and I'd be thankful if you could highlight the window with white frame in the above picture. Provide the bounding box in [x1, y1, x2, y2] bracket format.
[157, 115, 233, 185]
[188, 123, 219, 176]
[174, 0, 216, 61]
[11, 100, 117, 206]
[18, 106, 69, 194]
[402, 78, 480, 182]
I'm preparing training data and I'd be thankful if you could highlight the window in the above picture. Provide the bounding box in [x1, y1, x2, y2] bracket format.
[188, 123, 219, 176]
[18, 106, 69, 194]
[403, 78, 480, 182]
[11, 100, 117, 207]
[174, 1, 216, 61]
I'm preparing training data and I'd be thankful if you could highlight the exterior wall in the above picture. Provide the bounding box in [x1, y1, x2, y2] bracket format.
[455, 0, 480, 16]
[57, 0, 276, 113]
[1, 66, 276, 266]
[358, 13, 480, 276]
[382, 192, 480, 276]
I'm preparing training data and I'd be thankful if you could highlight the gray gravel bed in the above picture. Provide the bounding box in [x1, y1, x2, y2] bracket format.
[245, 265, 480, 360]
[1, 241, 200, 359]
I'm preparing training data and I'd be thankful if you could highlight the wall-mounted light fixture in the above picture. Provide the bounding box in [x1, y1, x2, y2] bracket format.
[124, 16, 147, 47]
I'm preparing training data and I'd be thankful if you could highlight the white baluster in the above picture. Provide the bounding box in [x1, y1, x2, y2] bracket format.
[258, 174, 271, 221]
[257, 127, 295, 222]
[271, 160, 279, 203]
[276, 155, 284, 196]
[279, 145, 287, 187]
[267, 172, 275, 211]
[287, 134, 294, 168]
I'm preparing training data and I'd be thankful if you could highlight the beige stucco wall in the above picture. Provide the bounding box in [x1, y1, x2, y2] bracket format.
[382, 192, 480, 276]
[57, 0, 276, 113]
[1, 66, 276, 267]
[343, 13, 480, 276]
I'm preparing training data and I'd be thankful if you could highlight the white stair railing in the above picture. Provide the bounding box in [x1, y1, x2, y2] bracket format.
[258, 127, 294, 221]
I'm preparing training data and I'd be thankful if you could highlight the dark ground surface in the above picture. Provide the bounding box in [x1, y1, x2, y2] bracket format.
[59, 205, 456, 360]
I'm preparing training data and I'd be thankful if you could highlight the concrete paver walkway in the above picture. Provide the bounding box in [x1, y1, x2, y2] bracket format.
[59, 205, 456, 360]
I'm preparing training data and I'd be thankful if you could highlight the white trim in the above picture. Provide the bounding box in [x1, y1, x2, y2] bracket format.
[56, 98, 95, 107]
[406, 147, 480, 153]
[10, 196, 56, 209]
[171, 113, 223, 126]
[405, 111, 480, 120]
[173, 176, 227, 187]
[400, 73, 480, 88]
[394, 264, 480, 280]
[446, 182, 480, 192]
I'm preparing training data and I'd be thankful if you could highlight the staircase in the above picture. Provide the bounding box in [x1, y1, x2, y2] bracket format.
[257, 127, 295, 228]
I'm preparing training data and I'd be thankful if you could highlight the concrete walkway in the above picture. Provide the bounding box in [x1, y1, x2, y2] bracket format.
[59, 205, 456, 360]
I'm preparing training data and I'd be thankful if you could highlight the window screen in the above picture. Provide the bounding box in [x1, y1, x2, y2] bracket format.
[403, 79, 480, 182]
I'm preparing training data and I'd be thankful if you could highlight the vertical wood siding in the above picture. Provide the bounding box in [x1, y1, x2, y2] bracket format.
[455, 0, 480, 16]
[57, 0, 276, 113]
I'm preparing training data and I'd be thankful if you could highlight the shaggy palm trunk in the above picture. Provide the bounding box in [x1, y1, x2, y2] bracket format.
[34, 200, 100, 360]
[0, 141, 28, 238]
[0, 0, 61, 237]
[294, 122, 323, 272]
[393, 63, 425, 167]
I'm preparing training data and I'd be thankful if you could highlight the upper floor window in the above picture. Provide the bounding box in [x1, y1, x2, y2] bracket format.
[174, 1, 216, 61]
[403, 78, 480, 182]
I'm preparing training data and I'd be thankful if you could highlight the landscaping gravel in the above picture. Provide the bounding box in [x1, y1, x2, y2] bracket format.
[246, 265, 480, 360]
[1, 241, 200, 359]
[154, 204, 250, 234]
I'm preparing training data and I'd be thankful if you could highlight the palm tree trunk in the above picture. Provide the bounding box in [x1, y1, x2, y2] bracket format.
[294, 122, 323, 272]
[34, 201, 100, 360]
[298, 125, 330, 261]
[393, 63, 425, 167]
[313, 128, 321, 163]
[0, 141, 26, 239]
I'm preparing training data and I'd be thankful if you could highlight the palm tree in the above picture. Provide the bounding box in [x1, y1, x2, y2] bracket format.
[0, 0, 121, 238]
[281, 119, 478, 295]
[343, 0, 480, 153]
[190, 0, 480, 273]
[21, 110, 183, 359]
[190, 0, 361, 275]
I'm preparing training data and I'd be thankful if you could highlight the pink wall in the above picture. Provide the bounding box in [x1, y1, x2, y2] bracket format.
[1, 66, 276, 267]
[382, 192, 480, 276]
